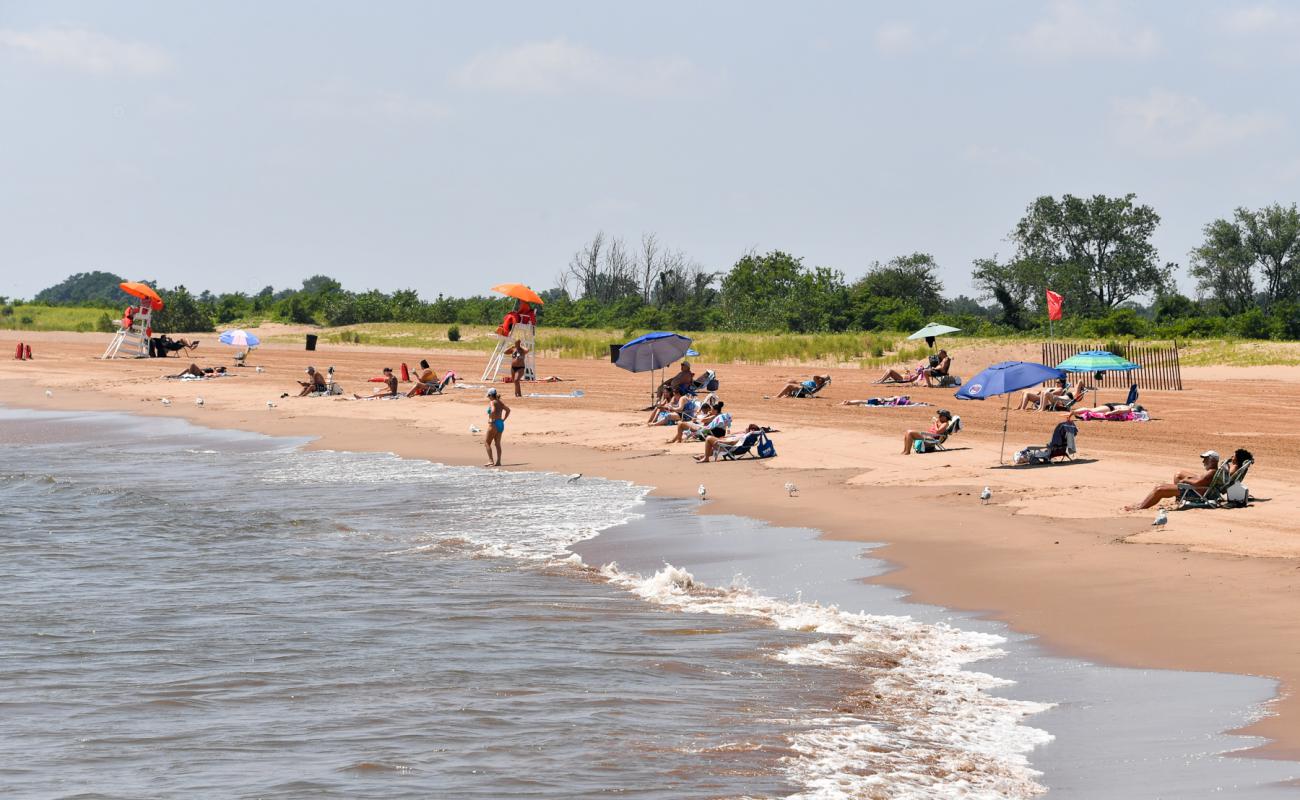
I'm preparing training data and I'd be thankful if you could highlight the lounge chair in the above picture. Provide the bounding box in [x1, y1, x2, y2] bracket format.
[1125, 383, 1139, 405]
[720, 429, 777, 460]
[1048, 420, 1077, 462]
[791, 377, 830, 398]
[932, 374, 962, 388]
[917, 416, 961, 453]
[1178, 464, 1230, 509]
[689, 369, 719, 395]
[684, 413, 732, 442]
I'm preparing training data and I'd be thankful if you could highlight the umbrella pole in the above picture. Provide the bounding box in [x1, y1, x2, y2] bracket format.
[1000, 394, 1010, 465]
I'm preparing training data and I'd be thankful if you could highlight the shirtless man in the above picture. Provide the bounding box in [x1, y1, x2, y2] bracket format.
[298, 366, 327, 396]
[1124, 450, 1220, 510]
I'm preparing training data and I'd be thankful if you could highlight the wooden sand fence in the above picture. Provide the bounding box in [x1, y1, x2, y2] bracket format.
[1040, 342, 1183, 391]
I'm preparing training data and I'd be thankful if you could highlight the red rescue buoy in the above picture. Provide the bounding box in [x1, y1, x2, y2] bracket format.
[400, 362, 410, 382]
[24, 344, 32, 360]
[14, 342, 24, 360]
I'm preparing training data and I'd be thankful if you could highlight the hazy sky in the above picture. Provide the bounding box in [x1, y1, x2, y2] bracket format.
[3, 1, 1298, 303]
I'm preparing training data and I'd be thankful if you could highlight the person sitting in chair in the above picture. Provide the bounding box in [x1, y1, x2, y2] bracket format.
[776, 375, 830, 398]
[694, 423, 762, 463]
[921, 350, 952, 387]
[408, 360, 441, 397]
[902, 409, 954, 455]
[659, 362, 695, 397]
[1017, 377, 1072, 411]
[1124, 450, 1220, 510]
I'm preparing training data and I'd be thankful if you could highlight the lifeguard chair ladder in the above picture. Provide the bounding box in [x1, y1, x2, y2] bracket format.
[482, 323, 537, 382]
[101, 306, 153, 359]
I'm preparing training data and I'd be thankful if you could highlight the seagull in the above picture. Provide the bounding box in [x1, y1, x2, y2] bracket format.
[161, 398, 171, 406]
[784, 482, 798, 497]
[698, 484, 707, 501]
[469, 425, 481, 434]
[980, 486, 992, 505]
[255, 366, 265, 373]
[44, 389, 52, 398]
[1153, 509, 1168, 527]
[195, 397, 204, 407]
[266, 401, 275, 409]
[566, 473, 582, 483]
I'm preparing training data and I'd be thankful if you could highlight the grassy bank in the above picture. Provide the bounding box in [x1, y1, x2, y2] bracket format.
[0, 305, 110, 333]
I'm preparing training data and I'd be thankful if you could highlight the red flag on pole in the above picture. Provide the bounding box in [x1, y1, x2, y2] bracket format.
[1046, 289, 1064, 321]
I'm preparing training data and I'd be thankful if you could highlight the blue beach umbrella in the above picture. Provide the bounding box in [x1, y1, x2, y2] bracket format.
[616, 331, 693, 400]
[955, 361, 1066, 463]
[218, 329, 260, 349]
[1056, 350, 1139, 406]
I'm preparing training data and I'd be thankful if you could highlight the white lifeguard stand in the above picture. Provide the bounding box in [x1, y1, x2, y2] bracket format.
[101, 304, 153, 359]
[482, 323, 537, 383]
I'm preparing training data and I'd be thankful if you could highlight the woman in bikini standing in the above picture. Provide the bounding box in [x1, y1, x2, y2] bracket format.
[506, 339, 528, 397]
[484, 388, 511, 467]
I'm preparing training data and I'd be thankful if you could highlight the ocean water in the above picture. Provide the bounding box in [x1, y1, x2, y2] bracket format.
[0, 407, 1294, 799]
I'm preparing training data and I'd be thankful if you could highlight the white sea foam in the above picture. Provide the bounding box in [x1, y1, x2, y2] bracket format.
[596, 561, 1053, 799]
[257, 450, 648, 560]
[261, 448, 1050, 797]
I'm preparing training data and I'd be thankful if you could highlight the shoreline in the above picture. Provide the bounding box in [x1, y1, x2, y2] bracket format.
[3, 331, 1299, 762]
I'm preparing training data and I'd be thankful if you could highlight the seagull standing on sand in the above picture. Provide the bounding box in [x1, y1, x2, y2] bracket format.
[161, 398, 171, 406]
[980, 486, 992, 505]
[469, 424, 481, 434]
[784, 482, 798, 497]
[1153, 509, 1168, 527]
[44, 389, 52, 398]
[698, 484, 707, 501]
[255, 366, 265, 373]
[266, 401, 275, 409]
[195, 397, 204, 407]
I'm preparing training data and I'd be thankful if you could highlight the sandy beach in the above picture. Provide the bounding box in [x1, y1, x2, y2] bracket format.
[4, 329, 1299, 760]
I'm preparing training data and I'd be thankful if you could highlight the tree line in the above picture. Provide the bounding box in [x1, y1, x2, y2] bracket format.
[22, 194, 1300, 340]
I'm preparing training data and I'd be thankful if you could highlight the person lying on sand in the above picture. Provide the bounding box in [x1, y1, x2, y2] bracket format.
[172, 363, 226, 378]
[353, 367, 399, 399]
[901, 409, 954, 455]
[298, 366, 329, 396]
[693, 423, 762, 462]
[666, 401, 729, 443]
[1124, 450, 1220, 510]
[1069, 402, 1144, 420]
[840, 395, 919, 407]
[775, 375, 830, 398]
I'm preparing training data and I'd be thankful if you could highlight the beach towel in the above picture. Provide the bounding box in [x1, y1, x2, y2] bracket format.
[857, 396, 928, 407]
[1075, 409, 1148, 422]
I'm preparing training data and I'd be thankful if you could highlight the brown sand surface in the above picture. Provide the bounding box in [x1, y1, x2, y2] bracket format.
[3, 329, 1299, 758]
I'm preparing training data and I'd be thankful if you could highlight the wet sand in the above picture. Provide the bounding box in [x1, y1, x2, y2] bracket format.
[3, 329, 1298, 759]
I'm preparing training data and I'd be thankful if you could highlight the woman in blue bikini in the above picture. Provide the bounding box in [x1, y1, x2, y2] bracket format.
[484, 388, 511, 467]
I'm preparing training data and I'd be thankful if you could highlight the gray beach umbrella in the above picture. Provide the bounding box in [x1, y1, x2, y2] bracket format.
[907, 322, 962, 349]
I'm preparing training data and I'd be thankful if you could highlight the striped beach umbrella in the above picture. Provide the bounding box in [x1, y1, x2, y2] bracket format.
[218, 329, 261, 349]
[1056, 350, 1139, 405]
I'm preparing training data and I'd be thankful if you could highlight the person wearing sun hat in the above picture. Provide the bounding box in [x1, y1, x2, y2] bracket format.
[1125, 450, 1221, 510]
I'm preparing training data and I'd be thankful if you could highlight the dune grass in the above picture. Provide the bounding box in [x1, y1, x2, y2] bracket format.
[265, 323, 938, 368]
[0, 305, 111, 333]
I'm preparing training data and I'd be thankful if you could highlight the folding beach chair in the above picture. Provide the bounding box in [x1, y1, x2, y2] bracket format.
[792, 377, 830, 398]
[1178, 464, 1230, 509]
[1125, 384, 1139, 405]
[1048, 421, 1078, 462]
[719, 430, 777, 461]
[689, 369, 719, 395]
[917, 416, 961, 453]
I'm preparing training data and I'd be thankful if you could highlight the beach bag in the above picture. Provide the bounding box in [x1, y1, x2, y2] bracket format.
[1014, 447, 1052, 465]
[756, 435, 777, 459]
[1226, 483, 1248, 506]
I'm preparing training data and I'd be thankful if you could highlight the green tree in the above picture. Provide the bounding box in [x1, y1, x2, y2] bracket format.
[717, 250, 806, 331]
[854, 253, 944, 317]
[35, 270, 128, 307]
[152, 286, 215, 332]
[1012, 194, 1171, 314]
[971, 256, 1036, 329]
[1191, 204, 1300, 312]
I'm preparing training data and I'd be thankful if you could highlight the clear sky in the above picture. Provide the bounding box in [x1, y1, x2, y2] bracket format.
[2, 1, 1297, 302]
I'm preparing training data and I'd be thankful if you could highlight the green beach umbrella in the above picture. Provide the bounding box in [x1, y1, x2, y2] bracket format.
[907, 322, 962, 348]
[1056, 350, 1140, 405]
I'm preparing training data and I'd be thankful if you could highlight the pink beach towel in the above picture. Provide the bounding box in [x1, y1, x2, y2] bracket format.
[1075, 409, 1149, 422]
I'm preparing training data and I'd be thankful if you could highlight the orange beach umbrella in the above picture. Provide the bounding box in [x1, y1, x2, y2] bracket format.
[490, 283, 544, 305]
[120, 281, 164, 311]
